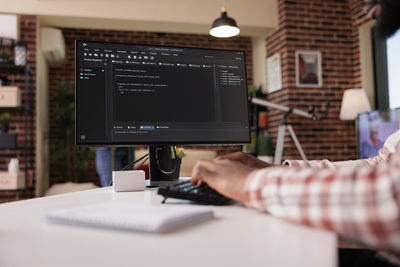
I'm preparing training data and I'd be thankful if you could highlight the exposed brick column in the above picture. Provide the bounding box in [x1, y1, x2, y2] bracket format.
[265, 0, 370, 162]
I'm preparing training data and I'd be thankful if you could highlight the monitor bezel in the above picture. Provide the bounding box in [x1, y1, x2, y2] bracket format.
[75, 40, 251, 146]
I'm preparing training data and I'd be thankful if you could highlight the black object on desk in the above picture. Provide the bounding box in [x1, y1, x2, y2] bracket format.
[158, 180, 231, 205]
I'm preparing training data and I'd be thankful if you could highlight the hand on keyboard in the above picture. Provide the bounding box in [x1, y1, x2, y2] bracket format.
[191, 159, 253, 202]
[215, 152, 272, 169]
[157, 180, 232, 205]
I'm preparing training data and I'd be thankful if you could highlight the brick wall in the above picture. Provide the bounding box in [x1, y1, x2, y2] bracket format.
[49, 29, 253, 186]
[265, 0, 370, 162]
[0, 15, 36, 203]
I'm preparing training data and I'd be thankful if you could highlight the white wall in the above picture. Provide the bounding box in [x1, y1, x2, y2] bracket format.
[35, 20, 49, 196]
[252, 37, 267, 90]
[359, 21, 376, 110]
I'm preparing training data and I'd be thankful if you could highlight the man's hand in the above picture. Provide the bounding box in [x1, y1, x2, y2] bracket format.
[191, 159, 254, 202]
[215, 152, 272, 169]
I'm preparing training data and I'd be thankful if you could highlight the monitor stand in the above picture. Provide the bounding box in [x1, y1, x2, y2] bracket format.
[147, 145, 180, 187]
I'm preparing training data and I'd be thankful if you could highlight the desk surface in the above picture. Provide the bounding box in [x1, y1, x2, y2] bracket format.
[0, 187, 337, 267]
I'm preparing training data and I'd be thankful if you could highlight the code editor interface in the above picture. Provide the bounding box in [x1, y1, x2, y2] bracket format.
[76, 40, 250, 145]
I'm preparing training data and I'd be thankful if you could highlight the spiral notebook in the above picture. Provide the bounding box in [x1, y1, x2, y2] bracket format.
[45, 203, 214, 233]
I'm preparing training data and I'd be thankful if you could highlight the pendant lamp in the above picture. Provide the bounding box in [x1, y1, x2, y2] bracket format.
[210, 6, 240, 38]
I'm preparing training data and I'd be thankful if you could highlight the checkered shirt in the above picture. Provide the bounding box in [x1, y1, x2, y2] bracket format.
[243, 130, 400, 254]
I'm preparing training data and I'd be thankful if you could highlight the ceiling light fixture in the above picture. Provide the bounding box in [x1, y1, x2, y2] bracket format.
[210, 5, 240, 38]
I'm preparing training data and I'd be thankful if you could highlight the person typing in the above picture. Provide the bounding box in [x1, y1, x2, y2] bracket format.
[191, 0, 400, 261]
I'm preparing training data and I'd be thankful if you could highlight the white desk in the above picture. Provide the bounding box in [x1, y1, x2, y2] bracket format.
[0, 187, 337, 267]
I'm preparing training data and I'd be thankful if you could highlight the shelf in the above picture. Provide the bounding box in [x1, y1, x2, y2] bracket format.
[0, 188, 26, 192]
[0, 63, 25, 73]
[0, 107, 34, 112]
[0, 63, 34, 201]
[0, 63, 32, 75]
[0, 106, 24, 111]
[0, 146, 34, 151]
[0, 187, 34, 192]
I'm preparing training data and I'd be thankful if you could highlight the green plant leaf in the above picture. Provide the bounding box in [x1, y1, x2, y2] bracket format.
[171, 146, 186, 158]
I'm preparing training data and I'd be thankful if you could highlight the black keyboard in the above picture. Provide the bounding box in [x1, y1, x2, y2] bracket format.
[157, 180, 232, 205]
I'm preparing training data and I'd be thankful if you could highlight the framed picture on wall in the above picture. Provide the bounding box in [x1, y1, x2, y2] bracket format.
[295, 50, 322, 88]
[266, 53, 282, 93]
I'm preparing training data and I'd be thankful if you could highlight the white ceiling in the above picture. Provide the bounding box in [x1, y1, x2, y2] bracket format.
[0, 0, 278, 37]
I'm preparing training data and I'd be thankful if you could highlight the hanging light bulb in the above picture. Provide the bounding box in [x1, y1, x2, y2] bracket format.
[210, 5, 240, 38]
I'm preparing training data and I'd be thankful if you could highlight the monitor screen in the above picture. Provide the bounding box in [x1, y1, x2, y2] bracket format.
[75, 40, 250, 145]
[357, 108, 400, 158]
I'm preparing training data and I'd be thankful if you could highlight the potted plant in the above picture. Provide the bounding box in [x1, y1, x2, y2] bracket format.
[169, 146, 186, 180]
[0, 112, 11, 133]
[257, 131, 274, 164]
[172, 146, 186, 159]
[0, 49, 11, 63]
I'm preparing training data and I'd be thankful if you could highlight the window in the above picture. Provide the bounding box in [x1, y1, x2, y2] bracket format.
[387, 31, 400, 109]
[373, 30, 400, 110]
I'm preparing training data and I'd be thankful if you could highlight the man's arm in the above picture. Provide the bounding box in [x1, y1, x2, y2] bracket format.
[216, 130, 399, 171]
[244, 155, 400, 253]
[283, 130, 400, 170]
[283, 142, 392, 169]
[192, 130, 400, 252]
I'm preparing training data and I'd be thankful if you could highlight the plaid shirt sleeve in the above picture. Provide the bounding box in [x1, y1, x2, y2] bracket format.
[282, 130, 400, 169]
[243, 130, 400, 253]
[283, 147, 390, 169]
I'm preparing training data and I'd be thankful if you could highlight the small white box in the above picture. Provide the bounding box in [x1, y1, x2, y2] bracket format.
[0, 86, 21, 107]
[113, 170, 145, 192]
[0, 171, 25, 190]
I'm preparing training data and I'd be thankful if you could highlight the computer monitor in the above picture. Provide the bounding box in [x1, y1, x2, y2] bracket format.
[357, 108, 400, 159]
[75, 40, 250, 185]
